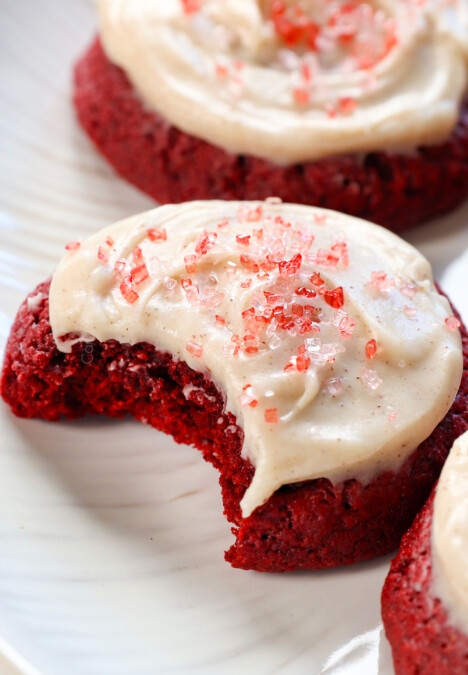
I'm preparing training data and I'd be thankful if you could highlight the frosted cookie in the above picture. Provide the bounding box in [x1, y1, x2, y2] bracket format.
[382, 431, 468, 675]
[74, 0, 468, 231]
[2, 201, 466, 571]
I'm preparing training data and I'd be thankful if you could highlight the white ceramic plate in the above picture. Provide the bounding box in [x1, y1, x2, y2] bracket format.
[0, 2, 467, 674]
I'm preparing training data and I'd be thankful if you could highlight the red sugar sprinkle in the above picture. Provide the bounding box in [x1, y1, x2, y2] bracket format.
[310, 272, 324, 286]
[314, 213, 327, 224]
[215, 315, 226, 326]
[242, 307, 255, 320]
[400, 283, 417, 299]
[147, 227, 167, 242]
[185, 285, 200, 305]
[333, 310, 356, 338]
[365, 339, 377, 359]
[186, 340, 203, 358]
[264, 292, 282, 306]
[325, 103, 337, 119]
[370, 271, 396, 293]
[184, 254, 198, 274]
[301, 62, 312, 82]
[97, 246, 109, 265]
[132, 246, 143, 264]
[253, 228, 263, 240]
[105, 237, 114, 247]
[65, 241, 80, 251]
[271, 1, 320, 49]
[265, 408, 279, 424]
[257, 272, 270, 281]
[195, 231, 217, 256]
[246, 206, 263, 222]
[124, 289, 139, 305]
[445, 315, 461, 331]
[240, 254, 259, 273]
[180, 0, 200, 15]
[331, 241, 349, 267]
[298, 318, 316, 334]
[226, 334, 241, 356]
[293, 87, 310, 105]
[278, 253, 302, 277]
[296, 286, 316, 298]
[215, 62, 229, 78]
[310, 249, 340, 267]
[240, 279, 252, 289]
[181, 278, 192, 289]
[338, 97, 357, 115]
[119, 278, 139, 305]
[130, 264, 149, 285]
[291, 304, 304, 317]
[261, 257, 277, 272]
[217, 219, 229, 229]
[296, 354, 311, 372]
[324, 287, 344, 309]
[236, 234, 251, 247]
[404, 305, 417, 318]
[114, 260, 126, 275]
[239, 385, 258, 408]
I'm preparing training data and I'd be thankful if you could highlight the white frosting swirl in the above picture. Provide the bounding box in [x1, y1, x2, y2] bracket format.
[97, 0, 468, 165]
[49, 201, 462, 516]
[433, 431, 468, 633]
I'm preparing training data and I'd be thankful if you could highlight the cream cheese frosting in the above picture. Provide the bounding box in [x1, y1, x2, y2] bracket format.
[432, 431, 468, 633]
[97, 0, 468, 164]
[49, 201, 463, 517]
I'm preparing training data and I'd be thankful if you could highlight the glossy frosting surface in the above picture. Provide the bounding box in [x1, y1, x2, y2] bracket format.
[98, 0, 468, 164]
[49, 201, 463, 516]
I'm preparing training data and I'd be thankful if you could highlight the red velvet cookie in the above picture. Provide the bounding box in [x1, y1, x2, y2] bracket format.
[382, 486, 468, 674]
[2, 279, 468, 572]
[73, 38, 468, 234]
